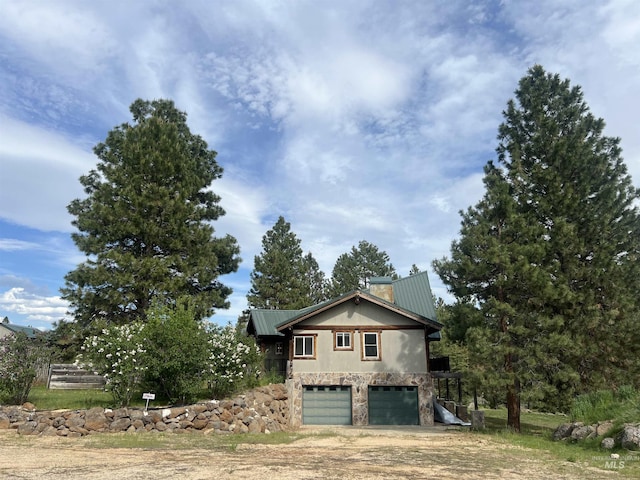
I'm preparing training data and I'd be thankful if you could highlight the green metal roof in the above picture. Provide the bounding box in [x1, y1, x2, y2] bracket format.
[392, 272, 439, 323]
[247, 309, 298, 337]
[248, 271, 442, 336]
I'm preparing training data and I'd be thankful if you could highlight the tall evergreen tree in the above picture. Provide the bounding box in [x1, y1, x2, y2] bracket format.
[434, 66, 640, 431]
[248, 216, 326, 309]
[62, 99, 240, 329]
[329, 240, 397, 297]
[496, 66, 640, 395]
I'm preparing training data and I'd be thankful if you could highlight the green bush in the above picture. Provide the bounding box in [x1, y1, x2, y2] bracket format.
[142, 301, 211, 405]
[0, 333, 47, 404]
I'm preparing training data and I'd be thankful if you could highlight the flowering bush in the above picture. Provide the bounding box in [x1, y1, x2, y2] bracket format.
[0, 333, 46, 404]
[76, 302, 264, 406]
[76, 322, 147, 407]
[207, 325, 262, 397]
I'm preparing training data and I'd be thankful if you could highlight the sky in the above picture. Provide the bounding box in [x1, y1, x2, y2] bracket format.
[1, 0, 639, 331]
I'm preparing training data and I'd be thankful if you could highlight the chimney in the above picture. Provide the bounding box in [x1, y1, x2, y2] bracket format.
[369, 277, 394, 303]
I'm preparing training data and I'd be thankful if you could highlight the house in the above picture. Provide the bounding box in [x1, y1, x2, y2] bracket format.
[246, 272, 443, 427]
[0, 317, 41, 340]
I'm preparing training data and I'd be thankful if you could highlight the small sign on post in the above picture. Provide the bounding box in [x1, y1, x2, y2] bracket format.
[143, 392, 155, 411]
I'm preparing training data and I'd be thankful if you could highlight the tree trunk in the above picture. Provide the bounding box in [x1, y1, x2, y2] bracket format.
[506, 377, 521, 432]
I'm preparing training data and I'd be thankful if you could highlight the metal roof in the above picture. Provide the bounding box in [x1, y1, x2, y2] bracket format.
[248, 271, 442, 336]
[247, 309, 297, 337]
[392, 271, 439, 323]
[0, 323, 40, 339]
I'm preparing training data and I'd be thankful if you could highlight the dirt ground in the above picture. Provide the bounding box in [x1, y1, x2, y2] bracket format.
[0, 426, 621, 479]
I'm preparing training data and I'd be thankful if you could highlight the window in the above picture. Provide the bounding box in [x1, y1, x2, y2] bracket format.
[334, 331, 353, 350]
[294, 335, 316, 358]
[275, 342, 284, 356]
[361, 332, 381, 360]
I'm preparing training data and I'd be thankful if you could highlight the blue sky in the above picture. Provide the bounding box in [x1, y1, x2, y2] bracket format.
[1, 1, 639, 330]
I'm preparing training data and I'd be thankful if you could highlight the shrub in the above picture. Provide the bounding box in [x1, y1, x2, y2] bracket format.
[76, 322, 147, 407]
[142, 301, 210, 405]
[0, 333, 47, 404]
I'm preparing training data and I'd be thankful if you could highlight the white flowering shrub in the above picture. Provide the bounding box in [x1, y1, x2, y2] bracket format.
[76, 322, 147, 407]
[207, 325, 262, 397]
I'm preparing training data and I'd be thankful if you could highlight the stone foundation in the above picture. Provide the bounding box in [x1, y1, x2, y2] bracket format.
[287, 372, 434, 427]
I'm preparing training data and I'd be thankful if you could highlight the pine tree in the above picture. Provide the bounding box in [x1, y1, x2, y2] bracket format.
[62, 99, 240, 328]
[329, 240, 397, 297]
[434, 66, 640, 430]
[497, 66, 640, 395]
[301, 252, 328, 305]
[248, 216, 326, 309]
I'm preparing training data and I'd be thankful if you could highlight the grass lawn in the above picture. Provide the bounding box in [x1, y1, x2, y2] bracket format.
[27, 386, 143, 410]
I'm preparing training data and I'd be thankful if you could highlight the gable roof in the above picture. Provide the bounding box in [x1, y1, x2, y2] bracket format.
[247, 271, 442, 337]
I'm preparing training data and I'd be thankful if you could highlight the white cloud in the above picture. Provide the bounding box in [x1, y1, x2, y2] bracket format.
[0, 287, 70, 325]
[0, 239, 40, 251]
[0, 116, 94, 232]
[1, 1, 639, 327]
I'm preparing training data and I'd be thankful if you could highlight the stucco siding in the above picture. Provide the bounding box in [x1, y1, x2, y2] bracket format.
[290, 301, 428, 374]
[304, 301, 419, 327]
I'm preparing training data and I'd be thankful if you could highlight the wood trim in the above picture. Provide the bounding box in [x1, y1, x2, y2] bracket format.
[296, 325, 427, 331]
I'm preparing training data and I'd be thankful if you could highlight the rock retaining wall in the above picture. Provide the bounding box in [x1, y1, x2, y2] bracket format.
[0, 384, 289, 437]
[553, 421, 640, 451]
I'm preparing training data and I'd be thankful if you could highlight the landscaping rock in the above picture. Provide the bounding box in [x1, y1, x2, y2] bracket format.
[17, 421, 38, 435]
[552, 423, 575, 441]
[619, 424, 640, 451]
[571, 424, 596, 441]
[601, 437, 615, 449]
[596, 421, 614, 437]
[0, 384, 290, 437]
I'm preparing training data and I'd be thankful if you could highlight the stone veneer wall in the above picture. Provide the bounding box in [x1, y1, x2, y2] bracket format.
[287, 372, 434, 427]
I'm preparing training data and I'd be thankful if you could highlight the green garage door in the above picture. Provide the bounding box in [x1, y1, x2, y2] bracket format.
[368, 386, 419, 425]
[303, 385, 352, 425]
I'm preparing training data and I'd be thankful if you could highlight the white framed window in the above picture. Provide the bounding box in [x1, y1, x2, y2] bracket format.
[361, 331, 381, 360]
[334, 331, 353, 350]
[293, 335, 316, 359]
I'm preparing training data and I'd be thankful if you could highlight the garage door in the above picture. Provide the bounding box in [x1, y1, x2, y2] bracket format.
[303, 385, 352, 425]
[368, 386, 419, 425]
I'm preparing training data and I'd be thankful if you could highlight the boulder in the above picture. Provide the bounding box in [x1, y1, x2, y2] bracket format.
[85, 408, 109, 431]
[17, 421, 38, 435]
[570, 424, 595, 441]
[596, 421, 614, 437]
[553, 422, 578, 441]
[601, 437, 615, 449]
[0, 413, 10, 429]
[619, 424, 640, 451]
[109, 417, 131, 432]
